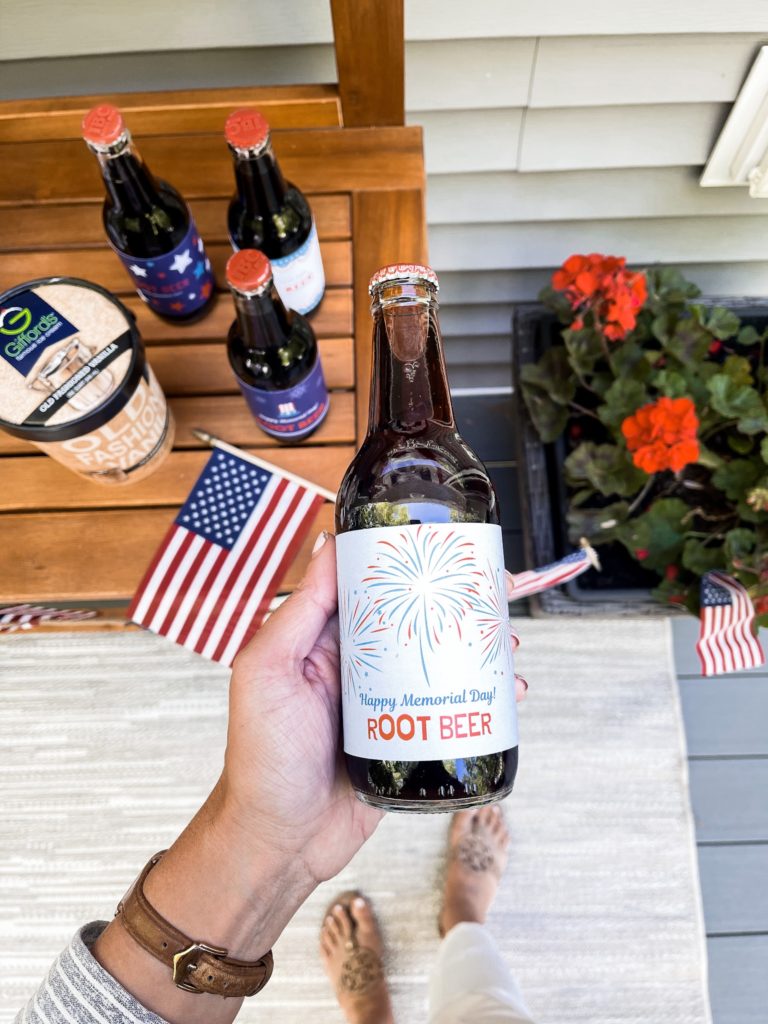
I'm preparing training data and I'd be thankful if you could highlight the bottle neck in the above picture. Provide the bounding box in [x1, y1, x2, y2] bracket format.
[232, 286, 292, 349]
[232, 143, 288, 216]
[93, 138, 165, 213]
[368, 287, 454, 435]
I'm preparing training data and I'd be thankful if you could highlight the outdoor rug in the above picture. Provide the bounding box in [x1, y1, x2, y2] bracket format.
[0, 620, 711, 1023]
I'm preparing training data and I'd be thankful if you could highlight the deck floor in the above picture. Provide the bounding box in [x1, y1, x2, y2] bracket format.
[454, 393, 768, 1024]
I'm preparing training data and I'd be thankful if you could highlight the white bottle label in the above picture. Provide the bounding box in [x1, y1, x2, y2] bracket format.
[270, 219, 325, 315]
[336, 523, 519, 760]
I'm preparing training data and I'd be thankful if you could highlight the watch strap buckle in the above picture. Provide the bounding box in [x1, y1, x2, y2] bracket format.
[172, 941, 228, 992]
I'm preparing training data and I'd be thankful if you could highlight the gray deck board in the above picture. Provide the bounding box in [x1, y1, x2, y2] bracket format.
[707, 936, 768, 1024]
[679, 675, 768, 756]
[689, 759, 768, 842]
[699, 845, 768, 934]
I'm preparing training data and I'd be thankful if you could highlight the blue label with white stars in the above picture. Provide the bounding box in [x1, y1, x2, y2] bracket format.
[174, 448, 272, 549]
[114, 215, 215, 318]
[238, 354, 329, 440]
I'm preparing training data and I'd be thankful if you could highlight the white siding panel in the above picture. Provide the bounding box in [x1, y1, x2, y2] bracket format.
[519, 103, 728, 171]
[426, 167, 768, 224]
[531, 34, 765, 108]
[430, 216, 768, 271]
[406, 1, 768, 39]
[406, 39, 535, 111]
[441, 304, 514, 337]
[0, 0, 335, 61]
[411, 109, 523, 174]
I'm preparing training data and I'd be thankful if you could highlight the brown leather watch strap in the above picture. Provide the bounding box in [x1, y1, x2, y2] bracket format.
[116, 851, 273, 998]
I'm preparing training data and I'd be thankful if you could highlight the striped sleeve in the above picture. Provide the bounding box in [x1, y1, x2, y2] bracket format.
[15, 922, 170, 1024]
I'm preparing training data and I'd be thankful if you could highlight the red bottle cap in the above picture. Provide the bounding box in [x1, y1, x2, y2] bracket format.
[368, 263, 439, 294]
[82, 104, 127, 148]
[226, 249, 273, 294]
[224, 108, 271, 153]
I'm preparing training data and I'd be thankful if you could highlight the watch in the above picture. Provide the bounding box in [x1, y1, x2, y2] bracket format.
[115, 851, 274, 998]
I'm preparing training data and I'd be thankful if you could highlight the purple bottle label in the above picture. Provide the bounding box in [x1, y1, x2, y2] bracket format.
[113, 216, 215, 317]
[239, 355, 329, 439]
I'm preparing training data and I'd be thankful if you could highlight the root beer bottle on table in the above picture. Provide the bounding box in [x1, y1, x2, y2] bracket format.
[82, 104, 215, 320]
[225, 249, 329, 441]
[225, 108, 325, 315]
[335, 264, 519, 813]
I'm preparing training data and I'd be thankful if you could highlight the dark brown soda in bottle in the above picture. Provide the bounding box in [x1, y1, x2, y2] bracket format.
[335, 264, 519, 812]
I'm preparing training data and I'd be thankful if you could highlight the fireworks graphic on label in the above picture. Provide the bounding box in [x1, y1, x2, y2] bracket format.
[473, 560, 513, 671]
[362, 526, 479, 684]
[339, 587, 389, 696]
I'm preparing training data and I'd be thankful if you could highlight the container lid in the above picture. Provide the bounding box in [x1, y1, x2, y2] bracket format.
[225, 108, 271, 154]
[82, 104, 129, 150]
[225, 249, 273, 295]
[368, 263, 439, 294]
[0, 277, 144, 442]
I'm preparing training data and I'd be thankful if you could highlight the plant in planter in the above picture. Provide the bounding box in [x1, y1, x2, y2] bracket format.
[519, 253, 768, 627]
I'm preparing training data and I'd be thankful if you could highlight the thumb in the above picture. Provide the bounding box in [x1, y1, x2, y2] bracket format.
[257, 531, 338, 663]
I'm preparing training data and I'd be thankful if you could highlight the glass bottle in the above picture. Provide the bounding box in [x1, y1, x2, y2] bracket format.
[225, 248, 329, 441]
[335, 264, 519, 812]
[225, 108, 325, 316]
[82, 103, 215, 321]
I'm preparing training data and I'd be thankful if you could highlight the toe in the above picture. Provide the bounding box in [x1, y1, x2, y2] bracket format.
[450, 809, 475, 839]
[333, 903, 353, 943]
[325, 910, 342, 942]
[479, 806, 496, 828]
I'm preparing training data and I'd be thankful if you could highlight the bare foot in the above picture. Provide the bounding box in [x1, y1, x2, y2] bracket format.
[319, 893, 394, 1024]
[438, 805, 510, 937]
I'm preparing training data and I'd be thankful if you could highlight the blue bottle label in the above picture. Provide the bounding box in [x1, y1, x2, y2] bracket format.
[113, 216, 215, 317]
[238, 354, 329, 439]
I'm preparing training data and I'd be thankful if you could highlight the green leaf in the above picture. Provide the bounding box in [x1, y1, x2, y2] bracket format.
[737, 325, 760, 347]
[616, 497, 688, 572]
[761, 437, 768, 465]
[724, 528, 757, 564]
[707, 374, 768, 434]
[711, 458, 763, 501]
[538, 284, 575, 323]
[647, 267, 701, 306]
[520, 386, 569, 443]
[663, 312, 713, 364]
[722, 354, 754, 388]
[706, 306, 741, 340]
[596, 378, 647, 430]
[651, 369, 689, 398]
[610, 340, 652, 381]
[564, 442, 647, 497]
[696, 444, 725, 470]
[566, 501, 630, 545]
[519, 347, 576, 406]
[563, 325, 603, 378]
[727, 434, 755, 455]
[682, 538, 725, 575]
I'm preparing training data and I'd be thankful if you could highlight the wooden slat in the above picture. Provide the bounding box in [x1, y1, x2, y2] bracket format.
[0, 193, 352, 251]
[352, 189, 428, 442]
[149, 338, 354, 395]
[0, 446, 351, 512]
[0, 240, 353, 294]
[699, 845, 768, 934]
[331, 0, 404, 127]
[0, 126, 425, 204]
[689, 759, 768, 842]
[0, 86, 342, 143]
[127, 290, 353, 344]
[0, 503, 334, 602]
[0, 391, 355, 456]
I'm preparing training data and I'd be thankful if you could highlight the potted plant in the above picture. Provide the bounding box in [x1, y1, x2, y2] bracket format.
[515, 254, 768, 625]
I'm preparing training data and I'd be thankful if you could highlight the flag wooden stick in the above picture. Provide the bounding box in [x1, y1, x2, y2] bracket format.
[192, 428, 338, 503]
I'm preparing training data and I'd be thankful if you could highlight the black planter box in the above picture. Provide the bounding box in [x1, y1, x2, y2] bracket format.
[511, 299, 768, 616]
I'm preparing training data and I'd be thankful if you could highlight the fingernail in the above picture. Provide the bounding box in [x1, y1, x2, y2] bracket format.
[509, 627, 520, 650]
[515, 673, 529, 691]
[333, 903, 343, 912]
[312, 531, 329, 556]
[353, 897, 366, 908]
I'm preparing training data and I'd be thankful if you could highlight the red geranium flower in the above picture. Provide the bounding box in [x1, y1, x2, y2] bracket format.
[552, 253, 647, 341]
[621, 396, 700, 474]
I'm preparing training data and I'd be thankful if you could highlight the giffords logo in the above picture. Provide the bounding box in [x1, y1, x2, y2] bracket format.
[0, 291, 77, 373]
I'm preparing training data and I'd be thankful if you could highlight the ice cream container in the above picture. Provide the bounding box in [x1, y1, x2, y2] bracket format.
[0, 277, 173, 483]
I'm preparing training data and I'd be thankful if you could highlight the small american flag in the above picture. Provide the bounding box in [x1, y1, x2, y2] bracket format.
[696, 571, 765, 677]
[129, 446, 326, 666]
[0, 605, 96, 632]
[508, 543, 599, 601]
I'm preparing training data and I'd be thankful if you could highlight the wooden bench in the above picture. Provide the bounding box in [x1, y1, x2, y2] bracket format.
[0, 0, 427, 625]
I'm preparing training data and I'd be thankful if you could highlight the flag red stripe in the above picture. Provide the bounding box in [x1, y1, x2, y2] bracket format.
[157, 537, 211, 636]
[142, 530, 196, 629]
[128, 520, 179, 620]
[192, 478, 290, 655]
[176, 546, 230, 647]
[210, 485, 307, 664]
[228, 493, 325, 662]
